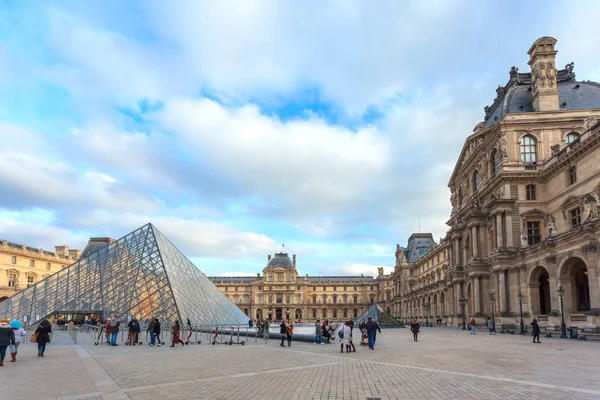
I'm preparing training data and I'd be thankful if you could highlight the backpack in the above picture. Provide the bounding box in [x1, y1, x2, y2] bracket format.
[338, 330, 344, 339]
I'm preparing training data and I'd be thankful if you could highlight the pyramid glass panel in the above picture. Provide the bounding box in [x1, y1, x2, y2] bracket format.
[354, 304, 405, 327]
[0, 224, 249, 327]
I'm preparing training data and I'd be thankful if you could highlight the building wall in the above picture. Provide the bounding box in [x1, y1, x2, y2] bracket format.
[0, 241, 79, 300]
[392, 37, 600, 332]
[210, 257, 384, 322]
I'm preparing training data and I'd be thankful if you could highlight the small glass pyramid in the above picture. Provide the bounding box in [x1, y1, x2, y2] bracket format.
[0, 223, 250, 327]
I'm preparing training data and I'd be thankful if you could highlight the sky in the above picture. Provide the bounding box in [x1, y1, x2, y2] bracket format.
[1, 1, 599, 278]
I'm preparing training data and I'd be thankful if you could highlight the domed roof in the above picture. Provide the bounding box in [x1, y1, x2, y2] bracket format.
[482, 64, 600, 128]
[267, 252, 293, 269]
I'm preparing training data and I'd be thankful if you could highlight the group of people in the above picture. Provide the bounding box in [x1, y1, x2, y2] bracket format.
[313, 319, 336, 344]
[0, 318, 51, 364]
[279, 319, 294, 347]
[101, 316, 186, 347]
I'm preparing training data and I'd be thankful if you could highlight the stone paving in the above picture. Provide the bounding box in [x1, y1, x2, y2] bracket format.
[1, 328, 599, 400]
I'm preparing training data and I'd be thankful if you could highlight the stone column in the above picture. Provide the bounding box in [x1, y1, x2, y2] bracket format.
[498, 269, 507, 313]
[473, 275, 481, 314]
[505, 210, 514, 248]
[495, 213, 503, 249]
[471, 225, 479, 259]
[586, 262, 600, 309]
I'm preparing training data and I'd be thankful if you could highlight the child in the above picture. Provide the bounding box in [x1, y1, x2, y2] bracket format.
[9, 320, 27, 362]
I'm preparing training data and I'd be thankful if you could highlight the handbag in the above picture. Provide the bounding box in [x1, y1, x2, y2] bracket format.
[30, 332, 38, 343]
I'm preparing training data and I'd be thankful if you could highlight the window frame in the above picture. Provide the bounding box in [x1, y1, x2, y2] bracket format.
[565, 132, 580, 146]
[11, 256, 16, 265]
[526, 221, 541, 245]
[491, 149, 499, 175]
[520, 135, 537, 165]
[29, 260, 35, 268]
[473, 170, 479, 192]
[568, 166, 577, 185]
[571, 207, 581, 228]
[8, 273, 16, 288]
[526, 184, 536, 201]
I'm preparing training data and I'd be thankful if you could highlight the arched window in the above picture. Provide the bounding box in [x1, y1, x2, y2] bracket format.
[353, 295, 358, 304]
[312, 309, 317, 318]
[520, 135, 537, 165]
[566, 132, 580, 145]
[333, 309, 338, 318]
[473, 170, 479, 192]
[491, 149, 499, 175]
[276, 294, 282, 304]
[312, 294, 317, 304]
[322, 294, 327, 304]
[353, 308, 358, 318]
[333, 295, 337, 304]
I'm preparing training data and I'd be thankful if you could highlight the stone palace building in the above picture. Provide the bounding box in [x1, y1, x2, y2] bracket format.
[392, 37, 600, 332]
[0, 241, 80, 301]
[208, 251, 396, 322]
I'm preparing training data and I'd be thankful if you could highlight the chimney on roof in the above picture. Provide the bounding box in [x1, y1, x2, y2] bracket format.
[55, 245, 68, 256]
[68, 249, 81, 260]
[528, 36, 559, 112]
[293, 254, 296, 268]
[268, 254, 272, 261]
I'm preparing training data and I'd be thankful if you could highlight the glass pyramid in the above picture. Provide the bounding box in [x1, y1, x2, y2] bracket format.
[354, 304, 405, 327]
[0, 223, 249, 327]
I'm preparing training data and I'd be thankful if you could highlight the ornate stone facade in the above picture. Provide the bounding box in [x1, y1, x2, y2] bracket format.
[392, 37, 600, 332]
[0, 241, 80, 300]
[208, 252, 390, 322]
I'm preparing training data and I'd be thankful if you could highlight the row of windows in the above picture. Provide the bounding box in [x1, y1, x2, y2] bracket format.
[9, 256, 52, 270]
[312, 308, 359, 319]
[461, 134, 582, 204]
[7, 274, 36, 288]
[525, 207, 582, 246]
[249, 285, 373, 292]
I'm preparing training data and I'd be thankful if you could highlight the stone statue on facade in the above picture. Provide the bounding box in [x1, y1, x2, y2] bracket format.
[520, 220, 529, 247]
[583, 117, 598, 131]
[545, 214, 557, 236]
[582, 194, 599, 221]
[498, 134, 508, 159]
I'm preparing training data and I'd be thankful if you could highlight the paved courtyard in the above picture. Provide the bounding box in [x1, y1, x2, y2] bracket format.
[1, 328, 599, 400]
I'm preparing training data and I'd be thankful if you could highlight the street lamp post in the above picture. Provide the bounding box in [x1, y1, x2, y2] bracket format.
[458, 296, 468, 330]
[558, 286, 568, 339]
[425, 302, 431, 327]
[518, 292, 525, 335]
[490, 294, 496, 333]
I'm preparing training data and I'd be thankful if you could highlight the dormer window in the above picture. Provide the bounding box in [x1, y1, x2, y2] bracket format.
[473, 170, 479, 192]
[566, 132, 580, 145]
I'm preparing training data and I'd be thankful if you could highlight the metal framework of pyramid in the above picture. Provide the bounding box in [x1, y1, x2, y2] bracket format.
[354, 304, 405, 327]
[0, 223, 249, 327]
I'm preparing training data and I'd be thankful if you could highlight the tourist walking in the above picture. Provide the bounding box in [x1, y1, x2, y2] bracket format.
[127, 317, 140, 345]
[153, 318, 162, 346]
[336, 321, 351, 353]
[9, 320, 27, 362]
[365, 317, 380, 350]
[264, 320, 270, 339]
[470, 318, 477, 335]
[372, 318, 381, 344]
[35, 319, 52, 357]
[531, 319, 541, 343]
[109, 314, 120, 346]
[286, 320, 294, 347]
[0, 318, 15, 366]
[486, 317, 495, 335]
[411, 319, 420, 342]
[147, 317, 155, 345]
[170, 320, 184, 347]
[314, 319, 324, 344]
[348, 321, 356, 352]
[279, 320, 287, 347]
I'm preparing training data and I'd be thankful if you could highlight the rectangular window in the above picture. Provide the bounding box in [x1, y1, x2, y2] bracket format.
[571, 207, 581, 228]
[410, 269, 414, 276]
[27, 276, 35, 287]
[353, 287, 357, 291]
[526, 221, 541, 245]
[235, 287, 238, 291]
[323, 287, 326, 291]
[11, 256, 16, 264]
[569, 166, 577, 185]
[333, 286, 337, 291]
[30, 260, 35, 267]
[526, 184, 536, 201]
[297, 286, 300, 290]
[8, 274, 16, 288]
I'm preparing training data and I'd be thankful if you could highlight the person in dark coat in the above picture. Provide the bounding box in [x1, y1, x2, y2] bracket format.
[0, 318, 15, 366]
[531, 319, 541, 344]
[279, 320, 287, 347]
[365, 317, 380, 350]
[170, 320, 184, 347]
[411, 319, 420, 342]
[35, 319, 52, 357]
[153, 318, 162, 346]
[127, 318, 140, 345]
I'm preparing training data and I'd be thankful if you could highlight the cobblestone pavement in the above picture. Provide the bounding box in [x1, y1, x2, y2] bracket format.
[2, 328, 599, 400]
